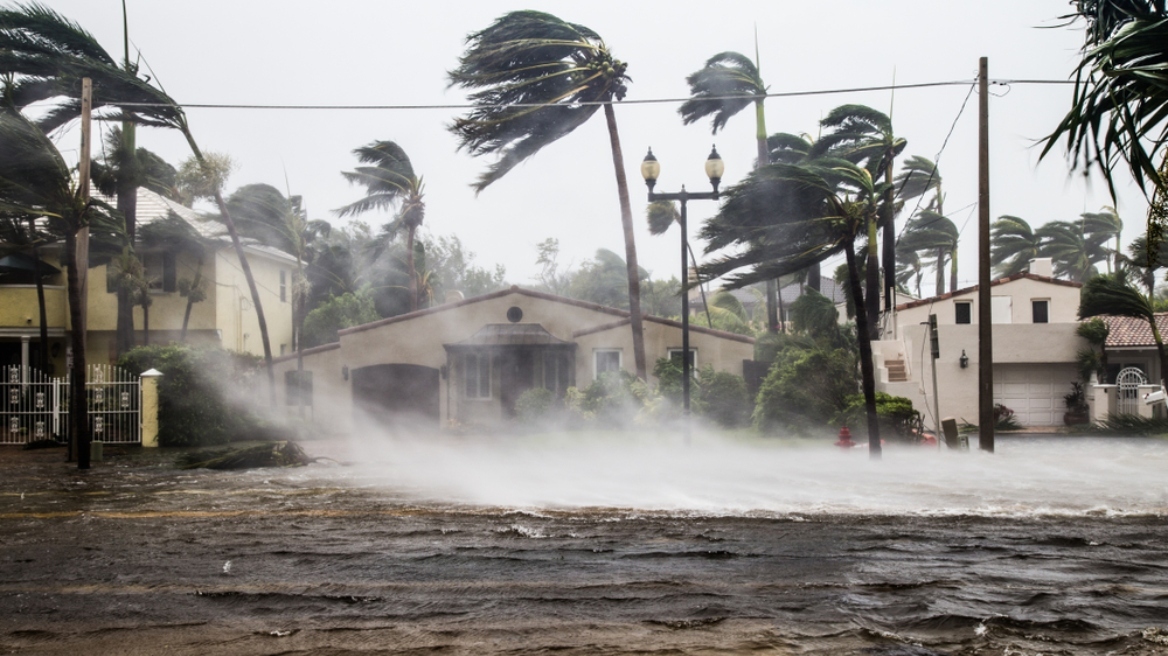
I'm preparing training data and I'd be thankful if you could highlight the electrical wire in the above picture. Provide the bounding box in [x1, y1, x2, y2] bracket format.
[98, 78, 1068, 112]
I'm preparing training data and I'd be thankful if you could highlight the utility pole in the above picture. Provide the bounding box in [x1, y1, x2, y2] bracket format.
[978, 57, 994, 453]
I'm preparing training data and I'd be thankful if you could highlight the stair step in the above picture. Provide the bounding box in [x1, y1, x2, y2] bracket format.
[885, 359, 908, 382]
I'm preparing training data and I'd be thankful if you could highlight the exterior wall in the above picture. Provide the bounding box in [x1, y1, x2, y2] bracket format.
[212, 248, 295, 358]
[273, 344, 349, 434]
[0, 285, 68, 331]
[896, 276, 1081, 330]
[272, 289, 755, 434]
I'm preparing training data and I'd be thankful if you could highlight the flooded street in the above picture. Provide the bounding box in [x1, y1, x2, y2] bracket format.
[2, 435, 1168, 655]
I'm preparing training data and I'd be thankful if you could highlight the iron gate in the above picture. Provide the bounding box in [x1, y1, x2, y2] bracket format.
[1116, 366, 1148, 416]
[1, 364, 141, 445]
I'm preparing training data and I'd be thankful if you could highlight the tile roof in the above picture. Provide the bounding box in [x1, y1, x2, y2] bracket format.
[895, 272, 1081, 311]
[1101, 314, 1168, 348]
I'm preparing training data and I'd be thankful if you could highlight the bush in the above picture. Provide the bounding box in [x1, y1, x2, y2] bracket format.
[119, 345, 270, 447]
[301, 289, 380, 348]
[994, 403, 1022, 431]
[693, 367, 752, 428]
[754, 345, 858, 434]
[514, 387, 559, 423]
[836, 392, 922, 441]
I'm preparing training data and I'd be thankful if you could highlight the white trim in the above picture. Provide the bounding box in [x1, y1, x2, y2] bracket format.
[667, 347, 699, 371]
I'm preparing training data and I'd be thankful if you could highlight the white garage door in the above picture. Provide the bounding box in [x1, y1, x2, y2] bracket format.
[993, 364, 1078, 426]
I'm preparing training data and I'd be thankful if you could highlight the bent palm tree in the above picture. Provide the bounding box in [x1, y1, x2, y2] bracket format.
[448, 10, 648, 379]
[0, 104, 123, 469]
[1081, 207, 1124, 272]
[990, 215, 1040, 278]
[335, 141, 424, 311]
[679, 50, 787, 329]
[1043, 0, 1168, 199]
[1080, 272, 1168, 389]
[698, 158, 889, 457]
[815, 104, 906, 330]
[1036, 220, 1110, 283]
[900, 210, 959, 294]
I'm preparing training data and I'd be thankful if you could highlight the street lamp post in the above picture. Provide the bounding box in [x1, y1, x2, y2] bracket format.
[640, 146, 724, 423]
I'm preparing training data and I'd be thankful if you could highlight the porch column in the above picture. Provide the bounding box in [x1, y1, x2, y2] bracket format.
[140, 368, 163, 447]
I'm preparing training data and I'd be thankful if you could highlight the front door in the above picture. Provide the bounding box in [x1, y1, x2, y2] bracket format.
[499, 349, 535, 417]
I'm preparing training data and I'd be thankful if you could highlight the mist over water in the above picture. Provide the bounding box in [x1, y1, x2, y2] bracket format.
[323, 432, 1168, 518]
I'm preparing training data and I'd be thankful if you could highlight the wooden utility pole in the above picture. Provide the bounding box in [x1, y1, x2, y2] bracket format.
[977, 57, 994, 453]
[74, 77, 93, 469]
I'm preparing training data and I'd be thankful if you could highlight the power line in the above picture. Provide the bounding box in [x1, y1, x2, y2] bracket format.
[99, 78, 1068, 112]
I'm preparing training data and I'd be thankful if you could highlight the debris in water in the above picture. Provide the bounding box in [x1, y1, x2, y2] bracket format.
[222, 560, 232, 575]
[179, 441, 314, 470]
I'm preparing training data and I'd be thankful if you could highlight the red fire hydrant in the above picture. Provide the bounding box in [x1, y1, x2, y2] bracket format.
[835, 425, 856, 449]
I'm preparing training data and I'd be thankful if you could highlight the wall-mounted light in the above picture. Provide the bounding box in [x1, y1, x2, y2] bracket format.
[342, 365, 349, 381]
[960, 350, 969, 369]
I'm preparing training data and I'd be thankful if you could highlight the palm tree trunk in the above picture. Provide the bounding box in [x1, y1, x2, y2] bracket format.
[64, 230, 90, 469]
[845, 240, 882, 459]
[865, 217, 881, 339]
[141, 296, 149, 346]
[29, 221, 49, 372]
[180, 255, 204, 342]
[406, 226, 417, 312]
[936, 248, 947, 295]
[949, 247, 959, 293]
[754, 101, 781, 334]
[115, 122, 138, 359]
[602, 103, 647, 380]
[181, 129, 276, 407]
[882, 165, 896, 312]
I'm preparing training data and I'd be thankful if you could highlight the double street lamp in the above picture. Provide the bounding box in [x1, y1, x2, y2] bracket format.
[640, 146, 725, 421]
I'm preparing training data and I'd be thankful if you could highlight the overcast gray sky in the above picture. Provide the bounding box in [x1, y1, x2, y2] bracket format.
[38, 0, 1149, 296]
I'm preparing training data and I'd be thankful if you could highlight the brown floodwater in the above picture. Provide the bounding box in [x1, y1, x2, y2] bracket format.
[1, 434, 1167, 655]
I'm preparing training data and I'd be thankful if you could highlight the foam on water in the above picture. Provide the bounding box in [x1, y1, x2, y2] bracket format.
[321, 433, 1168, 517]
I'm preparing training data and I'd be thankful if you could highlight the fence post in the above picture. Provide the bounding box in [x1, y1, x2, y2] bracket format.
[140, 368, 163, 448]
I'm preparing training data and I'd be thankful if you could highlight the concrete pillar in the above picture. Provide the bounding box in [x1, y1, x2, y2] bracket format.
[20, 335, 29, 380]
[1090, 384, 1116, 423]
[140, 368, 163, 448]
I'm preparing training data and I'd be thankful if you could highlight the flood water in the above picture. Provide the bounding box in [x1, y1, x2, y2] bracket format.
[1, 434, 1167, 655]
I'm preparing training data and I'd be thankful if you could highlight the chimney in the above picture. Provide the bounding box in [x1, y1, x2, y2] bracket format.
[1027, 257, 1053, 278]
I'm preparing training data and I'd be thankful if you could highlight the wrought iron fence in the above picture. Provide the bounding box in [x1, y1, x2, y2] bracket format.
[1, 364, 141, 445]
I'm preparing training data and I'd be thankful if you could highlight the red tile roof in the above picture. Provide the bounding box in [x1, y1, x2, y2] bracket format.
[1101, 314, 1168, 348]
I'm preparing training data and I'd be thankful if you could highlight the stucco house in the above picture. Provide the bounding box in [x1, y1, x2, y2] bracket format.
[0, 188, 295, 373]
[872, 258, 1087, 429]
[271, 287, 756, 432]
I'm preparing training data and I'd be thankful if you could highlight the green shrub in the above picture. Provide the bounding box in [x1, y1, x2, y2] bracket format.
[653, 357, 684, 406]
[753, 345, 857, 434]
[836, 392, 922, 441]
[119, 345, 269, 447]
[515, 387, 559, 422]
[693, 367, 752, 428]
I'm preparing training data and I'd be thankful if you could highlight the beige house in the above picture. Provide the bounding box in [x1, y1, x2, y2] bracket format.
[872, 258, 1086, 429]
[271, 287, 756, 432]
[0, 188, 296, 372]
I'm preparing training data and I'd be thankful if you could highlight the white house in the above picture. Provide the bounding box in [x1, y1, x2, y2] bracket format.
[872, 258, 1086, 429]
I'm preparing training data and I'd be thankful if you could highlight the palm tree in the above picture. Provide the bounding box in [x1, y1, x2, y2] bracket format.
[1080, 272, 1168, 389]
[1043, 1, 1168, 199]
[698, 158, 889, 457]
[1081, 207, 1124, 272]
[334, 141, 424, 312]
[990, 215, 1040, 278]
[1036, 220, 1110, 283]
[894, 243, 924, 297]
[1, 2, 279, 407]
[0, 104, 123, 469]
[679, 50, 785, 331]
[900, 210, 959, 294]
[448, 10, 648, 379]
[814, 104, 906, 332]
[230, 183, 331, 414]
[91, 127, 179, 355]
[136, 211, 209, 342]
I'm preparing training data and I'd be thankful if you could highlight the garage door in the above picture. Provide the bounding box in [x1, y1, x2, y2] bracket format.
[993, 364, 1077, 426]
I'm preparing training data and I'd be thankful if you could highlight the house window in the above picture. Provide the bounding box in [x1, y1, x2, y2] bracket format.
[280, 344, 287, 356]
[543, 352, 571, 395]
[955, 301, 972, 325]
[284, 370, 312, 406]
[667, 348, 698, 372]
[464, 353, 491, 399]
[144, 252, 176, 292]
[594, 349, 622, 379]
[280, 270, 287, 303]
[1032, 299, 1049, 324]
